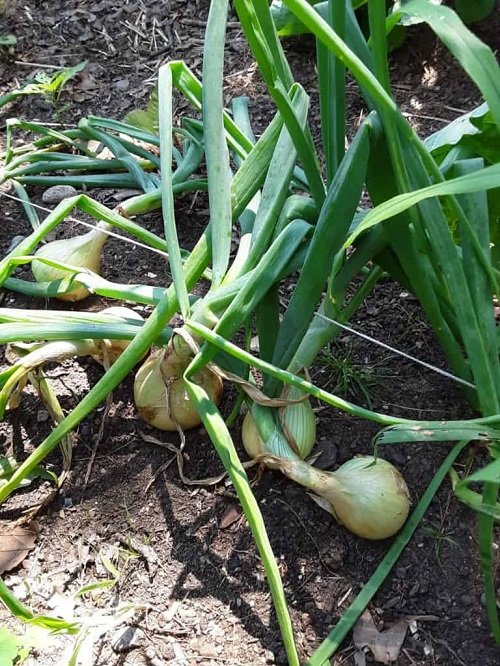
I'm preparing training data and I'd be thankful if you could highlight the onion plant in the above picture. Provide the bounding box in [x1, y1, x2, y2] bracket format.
[235, 0, 500, 656]
[1, 0, 500, 663]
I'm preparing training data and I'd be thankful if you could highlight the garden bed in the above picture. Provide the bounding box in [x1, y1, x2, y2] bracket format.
[0, 1, 499, 664]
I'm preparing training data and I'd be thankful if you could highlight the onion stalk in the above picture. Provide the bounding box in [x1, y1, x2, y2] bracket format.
[1, 306, 144, 414]
[242, 385, 316, 460]
[260, 454, 410, 540]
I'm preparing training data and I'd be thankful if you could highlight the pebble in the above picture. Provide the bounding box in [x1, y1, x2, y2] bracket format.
[37, 409, 50, 422]
[7, 235, 26, 252]
[111, 626, 144, 653]
[42, 185, 78, 204]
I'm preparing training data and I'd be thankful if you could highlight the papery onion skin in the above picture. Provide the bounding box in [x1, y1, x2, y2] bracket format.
[32, 229, 107, 302]
[279, 386, 316, 458]
[315, 456, 410, 540]
[91, 306, 144, 365]
[134, 351, 223, 431]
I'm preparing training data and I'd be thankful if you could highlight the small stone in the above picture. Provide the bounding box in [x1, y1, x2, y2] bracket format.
[115, 78, 130, 90]
[37, 410, 50, 422]
[265, 649, 275, 663]
[42, 185, 78, 204]
[111, 626, 144, 653]
[7, 235, 26, 253]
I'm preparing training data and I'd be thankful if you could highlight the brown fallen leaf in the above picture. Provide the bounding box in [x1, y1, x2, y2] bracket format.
[0, 521, 38, 574]
[76, 69, 97, 91]
[353, 609, 408, 664]
[219, 504, 242, 529]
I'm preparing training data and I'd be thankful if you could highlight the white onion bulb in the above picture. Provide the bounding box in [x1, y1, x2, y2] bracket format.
[260, 454, 410, 540]
[134, 347, 223, 431]
[32, 228, 107, 302]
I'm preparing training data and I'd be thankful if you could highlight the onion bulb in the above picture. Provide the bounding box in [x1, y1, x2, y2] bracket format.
[90, 306, 143, 366]
[260, 454, 410, 540]
[32, 228, 107, 302]
[134, 345, 223, 431]
[242, 386, 316, 460]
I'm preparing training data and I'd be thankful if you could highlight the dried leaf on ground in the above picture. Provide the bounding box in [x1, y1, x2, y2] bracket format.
[353, 610, 408, 664]
[219, 504, 242, 529]
[0, 521, 38, 574]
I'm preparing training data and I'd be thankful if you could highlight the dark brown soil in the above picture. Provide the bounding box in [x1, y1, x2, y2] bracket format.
[1, 2, 500, 665]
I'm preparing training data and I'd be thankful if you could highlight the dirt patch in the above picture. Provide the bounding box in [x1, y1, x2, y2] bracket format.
[1, 1, 500, 665]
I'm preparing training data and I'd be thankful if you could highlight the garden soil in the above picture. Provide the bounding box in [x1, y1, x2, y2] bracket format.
[0, 1, 499, 665]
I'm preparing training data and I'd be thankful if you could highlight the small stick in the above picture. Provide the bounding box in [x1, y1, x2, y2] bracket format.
[13, 61, 65, 70]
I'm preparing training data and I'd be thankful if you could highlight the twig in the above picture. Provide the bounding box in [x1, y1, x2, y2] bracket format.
[13, 61, 65, 70]
[83, 395, 112, 487]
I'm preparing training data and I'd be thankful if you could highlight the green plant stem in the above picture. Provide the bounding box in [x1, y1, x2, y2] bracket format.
[184, 365, 299, 666]
[159, 64, 190, 317]
[4, 275, 166, 306]
[479, 485, 500, 642]
[367, 0, 391, 93]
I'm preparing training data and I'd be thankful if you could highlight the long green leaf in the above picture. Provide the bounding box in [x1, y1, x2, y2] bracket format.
[347, 162, 500, 245]
[186, 321, 500, 431]
[268, 115, 373, 393]
[244, 85, 310, 270]
[169, 61, 253, 158]
[202, 0, 232, 287]
[235, 0, 325, 207]
[158, 64, 190, 318]
[317, 0, 346, 182]
[452, 159, 500, 397]
[183, 369, 299, 665]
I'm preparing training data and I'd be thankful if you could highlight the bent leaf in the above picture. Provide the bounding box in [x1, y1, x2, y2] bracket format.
[375, 423, 500, 447]
[346, 162, 500, 245]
